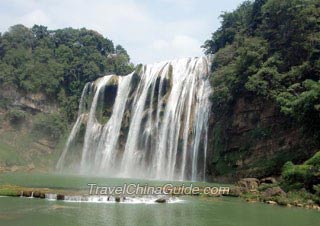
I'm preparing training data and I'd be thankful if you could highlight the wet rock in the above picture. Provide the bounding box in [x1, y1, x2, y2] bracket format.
[39, 192, 46, 199]
[155, 198, 166, 203]
[57, 194, 65, 200]
[33, 191, 40, 198]
[312, 205, 320, 211]
[223, 186, 241, 197]
[10, 166, 19, 172]
[262, 187, 286, 198]
[305, 205, 312, 209]
[266, 200, 277, 205]
[260, 177, 277, 184]
[237, 178, 259, 192]
[22, 191, 32, 197]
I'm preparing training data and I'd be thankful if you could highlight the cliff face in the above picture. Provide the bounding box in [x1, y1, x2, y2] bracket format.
[207, 94, 318, 183]
[0, 86, 62, 171]
[1, 85, 58, 113]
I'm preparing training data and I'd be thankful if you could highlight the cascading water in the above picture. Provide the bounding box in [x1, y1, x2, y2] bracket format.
[57, 57, 212, 181]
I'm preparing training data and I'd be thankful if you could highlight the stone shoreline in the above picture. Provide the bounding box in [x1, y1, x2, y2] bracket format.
[1, 180, 320, 211]
[222, 177, 320, 211]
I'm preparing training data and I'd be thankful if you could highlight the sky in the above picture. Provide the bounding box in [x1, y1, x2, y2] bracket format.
[0, 0, 244, 64]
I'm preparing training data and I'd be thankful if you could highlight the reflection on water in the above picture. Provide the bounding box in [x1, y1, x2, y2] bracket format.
[1, 196, 320, 226]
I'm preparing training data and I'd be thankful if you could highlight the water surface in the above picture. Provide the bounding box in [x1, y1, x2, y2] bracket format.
[0, 173, 319, 226]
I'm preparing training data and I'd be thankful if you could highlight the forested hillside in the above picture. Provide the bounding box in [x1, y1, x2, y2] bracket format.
[0, 24, 134, 122]
[204, 0, 320, 180]
[0, 25, 134, 169]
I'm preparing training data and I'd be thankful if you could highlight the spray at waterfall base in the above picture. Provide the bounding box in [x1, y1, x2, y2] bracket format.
[88, 183, 230, 196]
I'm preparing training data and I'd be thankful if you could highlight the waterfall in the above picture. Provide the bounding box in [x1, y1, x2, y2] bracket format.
[57, 57, 212, 181]
[56, 82, 90, 171]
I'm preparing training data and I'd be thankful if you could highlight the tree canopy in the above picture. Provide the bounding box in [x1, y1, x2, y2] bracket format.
[203, 0, 320, 140]
[0, 24, 134, 121]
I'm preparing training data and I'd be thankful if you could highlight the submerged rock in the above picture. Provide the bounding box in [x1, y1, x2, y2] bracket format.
[57, 194, 65, 200]
[155, 198, 166, 203]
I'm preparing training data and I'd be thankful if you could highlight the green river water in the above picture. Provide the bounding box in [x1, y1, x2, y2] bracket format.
[0, 173, 319, 226]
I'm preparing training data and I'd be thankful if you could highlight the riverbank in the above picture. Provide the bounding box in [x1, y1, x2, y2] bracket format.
[224, 177, 320, 211]
[0, 174, 319, 211]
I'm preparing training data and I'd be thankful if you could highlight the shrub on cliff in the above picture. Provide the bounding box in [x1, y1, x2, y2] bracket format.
[32, 113, 66, 140]
[7, 108, 27, 124]
[281, 151, 320, 192]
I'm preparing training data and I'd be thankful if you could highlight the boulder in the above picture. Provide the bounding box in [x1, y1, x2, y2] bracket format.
[260, 177, 277, 184]
[56, 194, 65, 200]
[39, 192, 46, 199]
[312, 205, 320, 210]
[237, 178, 259, 192]
[10, 166, 19, 172]
[307, 199, 314, 205]
[266, 200, 277, 205]
[22, 191, 32, 197]
[262, 187, 286, 198]
[223, 186, 241, 197]
[33, 191, 40, 198]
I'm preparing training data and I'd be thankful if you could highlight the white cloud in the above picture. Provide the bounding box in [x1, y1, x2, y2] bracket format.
[172, 35, 201, 55]
[148, 35, 201, 63]
[0, 0, 244, 64]
[18, 9, 51, 27]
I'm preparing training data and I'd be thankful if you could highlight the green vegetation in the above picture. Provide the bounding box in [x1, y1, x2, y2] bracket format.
[203, 0, 320, 140]
[7, 108, 28, 124]
[0, 24, 135, 169]
[32, 113, 67, 140]
[0, 141, 24, 166]
[0, 24, 134, 122]
[281, 151, 320, 193]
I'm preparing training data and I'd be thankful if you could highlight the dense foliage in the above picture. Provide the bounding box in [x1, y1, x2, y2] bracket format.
[7, 108, 28, 124]
[203, 0, 320, 140]
[281, 151, 320, 193]
[0, 24, 134, 122]
[32, 113, 66, 140]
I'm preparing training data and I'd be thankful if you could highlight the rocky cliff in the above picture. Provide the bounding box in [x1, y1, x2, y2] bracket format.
[0, 85, 63, 171]
[207, 94, 318, 183]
